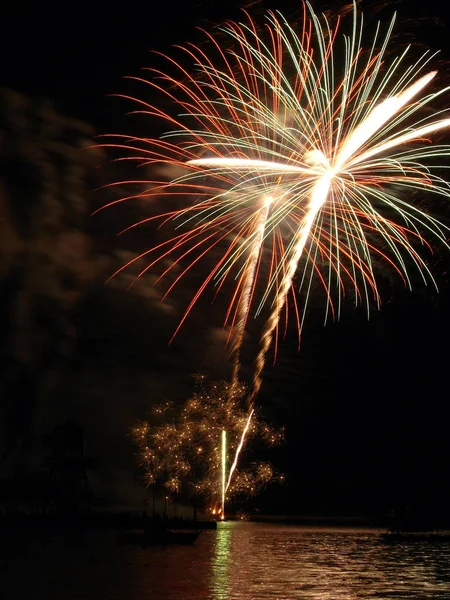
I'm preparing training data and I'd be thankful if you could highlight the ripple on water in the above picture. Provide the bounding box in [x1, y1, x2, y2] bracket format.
[3, 523, 450, 599]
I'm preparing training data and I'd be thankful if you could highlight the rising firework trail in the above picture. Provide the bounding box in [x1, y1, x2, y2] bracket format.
[106, 2, 450, 491]
[221, 429, 227, 519]
[229, 195, 273, 389]
[226, 408, 254, 494]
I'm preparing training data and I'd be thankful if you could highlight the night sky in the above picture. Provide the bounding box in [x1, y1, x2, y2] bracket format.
[1, 0, 450, 518]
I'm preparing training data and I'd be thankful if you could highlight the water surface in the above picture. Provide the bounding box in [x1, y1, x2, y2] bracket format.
[3, 522, 450, 599]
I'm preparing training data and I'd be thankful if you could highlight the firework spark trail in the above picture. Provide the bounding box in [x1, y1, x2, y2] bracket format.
[229, 195, 273, 389]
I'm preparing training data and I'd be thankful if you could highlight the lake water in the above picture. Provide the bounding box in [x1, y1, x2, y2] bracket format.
[3, 522, 450, 599]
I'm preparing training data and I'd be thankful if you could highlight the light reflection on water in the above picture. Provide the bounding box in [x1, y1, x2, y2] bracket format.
[3, 522, 450, 599]
[211, 523, 450, 599]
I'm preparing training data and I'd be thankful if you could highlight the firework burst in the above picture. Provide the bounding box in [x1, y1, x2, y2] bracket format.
[104, 2, 450, 399]
[132, 379, 284, 508]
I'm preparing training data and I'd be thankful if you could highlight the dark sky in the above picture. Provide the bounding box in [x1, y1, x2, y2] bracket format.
[1, 0, 450, 516]
[2, 0, 450, 127]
